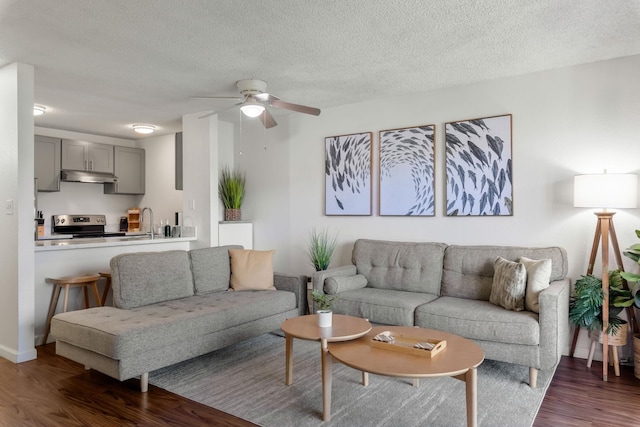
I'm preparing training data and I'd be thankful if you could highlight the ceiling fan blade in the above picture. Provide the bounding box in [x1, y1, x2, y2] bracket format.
[191, 96, 243, 101]
[270, 99, 321, 116]
[260, 108, 278, 129]
[198, 101, 243, 119]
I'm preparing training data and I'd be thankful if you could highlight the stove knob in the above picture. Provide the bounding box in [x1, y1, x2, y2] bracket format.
[60, 218, 65, 224]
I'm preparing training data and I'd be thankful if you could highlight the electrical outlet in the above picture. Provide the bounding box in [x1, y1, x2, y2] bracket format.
[5, 199, 13, 215]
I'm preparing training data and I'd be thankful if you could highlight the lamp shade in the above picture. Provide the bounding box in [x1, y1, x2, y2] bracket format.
[574, 173, 638, 209]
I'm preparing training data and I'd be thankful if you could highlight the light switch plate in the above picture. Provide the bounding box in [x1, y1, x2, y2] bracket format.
[5, 199, 13, 215]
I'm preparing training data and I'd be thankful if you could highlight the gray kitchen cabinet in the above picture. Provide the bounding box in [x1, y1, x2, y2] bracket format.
[104, 146, 145, 194]
[61, 139, 114, 173]
[35, 135, 61, 192]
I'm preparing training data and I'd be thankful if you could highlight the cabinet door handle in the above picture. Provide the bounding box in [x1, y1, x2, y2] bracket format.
[84, 160, 88, 170]
[90, 160, 94, 171]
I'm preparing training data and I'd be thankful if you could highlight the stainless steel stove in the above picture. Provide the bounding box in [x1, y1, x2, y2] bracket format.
[51, 214, 125, 238]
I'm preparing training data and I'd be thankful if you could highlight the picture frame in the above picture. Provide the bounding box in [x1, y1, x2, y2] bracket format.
[444, 114, 513, 216]
[379, 125, 436, 216]
[325, 132, 372, 215]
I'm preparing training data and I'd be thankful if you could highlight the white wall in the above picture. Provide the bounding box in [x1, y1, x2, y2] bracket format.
[0, 62, 37, 362]
[138, 133, 183, 230]
[243, 54, 640, 359]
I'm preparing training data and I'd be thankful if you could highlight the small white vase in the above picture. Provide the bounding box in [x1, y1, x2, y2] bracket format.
[317, 310, 332, 328]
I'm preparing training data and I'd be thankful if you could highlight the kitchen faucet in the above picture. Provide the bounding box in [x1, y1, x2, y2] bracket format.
[142, 207, 154, 239]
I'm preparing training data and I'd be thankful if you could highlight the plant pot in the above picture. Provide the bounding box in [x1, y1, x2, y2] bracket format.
[317, 310, 332, 328]
[224, 208, 241, 221]
[588, 326, 628, 346]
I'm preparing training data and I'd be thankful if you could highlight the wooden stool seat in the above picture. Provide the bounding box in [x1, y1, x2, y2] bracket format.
[99, 272, 111, 306]
[43, 274, 102, 344]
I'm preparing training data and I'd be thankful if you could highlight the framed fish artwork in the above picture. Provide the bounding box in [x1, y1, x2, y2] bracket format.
[325, 132, 372, 215]
[445, 114, 513, 216]
[379, 125, 436, 216]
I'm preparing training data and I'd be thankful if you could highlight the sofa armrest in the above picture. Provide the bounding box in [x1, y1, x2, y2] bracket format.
[311, 265, 357, 312]
[274, 273, 308, 316]
[538, 278, 571, 369]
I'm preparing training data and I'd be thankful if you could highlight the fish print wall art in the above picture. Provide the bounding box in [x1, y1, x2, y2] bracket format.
[379, 125, 435, 216]
[325, 132, 372, 215]
[445, 114, 513, 216]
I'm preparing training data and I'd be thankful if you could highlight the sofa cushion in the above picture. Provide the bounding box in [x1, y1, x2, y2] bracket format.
[324, 274, 368, 295]
[229, 249, 276, 291]
[190, 245, 242, 295]
[415, 296, 540, 346]
[110, 250, 194, 309]
[520, 256, 552, 313]
[441, 245, 568, 300]
[332, 287, 438, 326]
[489, 257, 526, 311]
[51, 290, 297, 359]
[352, 239, 447, 294]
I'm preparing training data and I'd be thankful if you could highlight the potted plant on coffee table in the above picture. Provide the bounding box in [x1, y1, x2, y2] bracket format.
[218, 165, 246, 221]
[312, 289, 337, 328]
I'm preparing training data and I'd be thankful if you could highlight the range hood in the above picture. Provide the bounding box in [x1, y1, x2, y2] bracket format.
[61, 170, 118, 183]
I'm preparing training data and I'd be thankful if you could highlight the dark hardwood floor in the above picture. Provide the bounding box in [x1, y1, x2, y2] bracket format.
[2, 343, 640, 426]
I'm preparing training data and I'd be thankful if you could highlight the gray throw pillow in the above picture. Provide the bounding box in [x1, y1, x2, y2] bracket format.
[324, 274, 368, 295]
[489, 257, 527, 311]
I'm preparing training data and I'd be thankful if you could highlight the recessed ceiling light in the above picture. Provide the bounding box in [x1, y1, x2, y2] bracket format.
[133, 124, 156, 134]
[33, 105, 46, 116]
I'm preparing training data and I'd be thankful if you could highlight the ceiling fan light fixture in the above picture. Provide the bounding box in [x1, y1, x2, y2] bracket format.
[240, 103, 265, 118]
[133, 124, 156, 134]
[33, 105, 46, 116]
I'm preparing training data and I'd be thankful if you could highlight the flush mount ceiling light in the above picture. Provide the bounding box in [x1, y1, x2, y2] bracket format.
[33, 105, 46, 116]
[239, 100, 265, 118]
[132, 124, 156, 134]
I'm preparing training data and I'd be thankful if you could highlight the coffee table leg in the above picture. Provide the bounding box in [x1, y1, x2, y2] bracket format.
[321, 338, 332, 422]
[285, 333, 293, 385]
[465, 367, 478, 427]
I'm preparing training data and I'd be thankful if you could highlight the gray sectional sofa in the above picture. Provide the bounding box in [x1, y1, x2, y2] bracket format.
[51, 246, 307, 392]
[312, 239, 570, 388]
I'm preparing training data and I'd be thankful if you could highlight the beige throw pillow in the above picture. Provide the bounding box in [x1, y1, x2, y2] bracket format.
[520, 256, 552, 313]
[489, 257, 527, 311]
[229, 249, 276, 291]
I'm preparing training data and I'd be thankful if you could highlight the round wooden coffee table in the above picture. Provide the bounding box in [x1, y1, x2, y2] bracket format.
[327, 326, 485, 426]
[281, 314, 372, 420]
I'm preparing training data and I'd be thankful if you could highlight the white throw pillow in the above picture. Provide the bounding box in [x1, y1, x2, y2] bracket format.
[519, 256, 552, 313]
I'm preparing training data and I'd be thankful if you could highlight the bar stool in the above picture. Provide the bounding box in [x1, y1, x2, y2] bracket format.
[99, 271, 112, 306]
[43, 274, 102, 344]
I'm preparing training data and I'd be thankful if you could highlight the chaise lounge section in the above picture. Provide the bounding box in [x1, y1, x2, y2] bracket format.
[51, 246, 307, 391]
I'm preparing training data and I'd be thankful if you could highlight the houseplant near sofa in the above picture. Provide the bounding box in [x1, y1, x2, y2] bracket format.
[219, 165, 246, 221]
[307, 227, 338, 272]
[619, 229, 640, 379]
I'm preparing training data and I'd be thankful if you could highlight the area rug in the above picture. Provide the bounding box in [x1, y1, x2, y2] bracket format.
[149, 333, 554, 426]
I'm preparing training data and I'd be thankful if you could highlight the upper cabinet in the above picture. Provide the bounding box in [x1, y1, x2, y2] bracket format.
[104, 146, 145, 195]
[61, 139, 114, 173]
[35, 135, 61, 192]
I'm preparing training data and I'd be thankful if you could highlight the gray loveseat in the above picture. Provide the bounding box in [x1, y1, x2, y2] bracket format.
[51, 246, 307, 392]
[312, 239, 570, 388]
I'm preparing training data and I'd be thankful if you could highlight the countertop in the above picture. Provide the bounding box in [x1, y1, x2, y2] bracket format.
[35, 234, 197, 252]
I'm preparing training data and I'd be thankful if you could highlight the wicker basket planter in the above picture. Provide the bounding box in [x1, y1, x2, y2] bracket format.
[224, 208, 241, 221]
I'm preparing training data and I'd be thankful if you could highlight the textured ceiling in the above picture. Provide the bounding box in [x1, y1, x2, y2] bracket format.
[1, 0, 639, 139]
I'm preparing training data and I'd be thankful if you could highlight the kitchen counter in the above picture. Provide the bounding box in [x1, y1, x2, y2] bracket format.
[35, 235, 196, 252]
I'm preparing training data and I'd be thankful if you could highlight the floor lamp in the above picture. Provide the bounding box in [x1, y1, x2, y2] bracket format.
[571, 172, 638, 381]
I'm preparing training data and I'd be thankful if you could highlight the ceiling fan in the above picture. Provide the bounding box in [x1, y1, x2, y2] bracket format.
[195, 79, 321, 128]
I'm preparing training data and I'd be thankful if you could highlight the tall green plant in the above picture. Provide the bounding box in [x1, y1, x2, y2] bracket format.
[218, 165, 246, 209]
[619, 229, 640, 308]
[307, 228, 338, 271]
